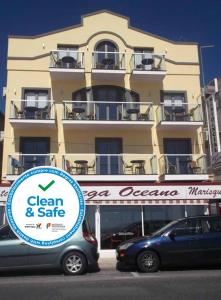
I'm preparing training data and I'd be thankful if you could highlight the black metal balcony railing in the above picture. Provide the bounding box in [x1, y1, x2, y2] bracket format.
[63, 154, 157, 175]
[92, 51, 125, 70]
[50, 50, 84, 69]
[63, 101, 153, 122]
[159, 154, 207, 175]
[8, 154, 56, 175]
[10, 100, 55, 120]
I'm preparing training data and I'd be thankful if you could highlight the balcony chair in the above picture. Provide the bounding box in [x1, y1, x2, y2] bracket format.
[138, 106, 151, 121]
[65, 160, 77, 175]
[14, 105, 24, 119]
[165, 157, 177, 174]
[121, 158, 133, 174]
[183, 105, 199, 121]
[188, 160, 201, 174]
[35, 105, 51, 120]
[11, 158, 23, 175]
[87, 161, 95, 174]
[66, 107, 77, 120]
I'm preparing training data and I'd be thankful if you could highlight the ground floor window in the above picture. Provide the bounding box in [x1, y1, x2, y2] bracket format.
[143, 205, 185, 235]
[100, 205, 142, 250]
[85, 204, 207, 251]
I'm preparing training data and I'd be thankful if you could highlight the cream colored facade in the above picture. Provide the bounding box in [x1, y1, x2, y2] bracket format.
[3, 10, 207, 182]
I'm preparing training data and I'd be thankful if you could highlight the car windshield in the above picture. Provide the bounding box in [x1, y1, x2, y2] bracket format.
[151, 220, 180, 237]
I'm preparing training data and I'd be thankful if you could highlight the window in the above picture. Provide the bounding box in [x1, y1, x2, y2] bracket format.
[24, 89, 49, 110]
[0, 226, 18, 240]
[100, 205, 142, 249]
[96, 41, 117, 53]
[95, 41, 118, 69]
[201, 217, 221, 233]
[161, 92, 186, 121]
[173, 219, 202, 236]
[143, 205, 185, 235]
[95, 138, 122, 175]
[163, 138, 192, 174]
[20, 137, 50, 171]
[133, 48, 154, 70]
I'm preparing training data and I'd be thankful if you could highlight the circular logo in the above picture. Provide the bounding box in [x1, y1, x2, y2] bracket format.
[6, 167, 85, 248]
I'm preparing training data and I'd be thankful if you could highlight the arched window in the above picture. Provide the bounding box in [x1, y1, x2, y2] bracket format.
[71, 86, 140, 121]
[96, 41, 118, 53]
[94, 41, 119, 70]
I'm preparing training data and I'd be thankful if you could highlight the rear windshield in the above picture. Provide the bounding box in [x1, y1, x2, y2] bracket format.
[83, 219, 92, 234]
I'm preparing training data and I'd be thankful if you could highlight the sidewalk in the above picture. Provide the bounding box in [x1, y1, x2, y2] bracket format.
[98, 252, 116, 270]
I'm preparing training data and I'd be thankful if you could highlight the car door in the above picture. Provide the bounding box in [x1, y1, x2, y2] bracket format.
[198, 217, 221, 264]
[0, 225, 28, 268]
[160, 219, 202, 265]
[27, 245, 61, 266]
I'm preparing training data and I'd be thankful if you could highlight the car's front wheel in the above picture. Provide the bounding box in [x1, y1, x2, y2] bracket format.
[62, 251, 87, 275]
[137, 250, 160, 273]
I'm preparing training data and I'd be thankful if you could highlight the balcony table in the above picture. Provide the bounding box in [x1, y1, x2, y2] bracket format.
[74, 160, 88, 175]
[126, 108, 139, 121]
[24, 106, 39, 119]
[101, 58, 114, 69]
[61, 56, 76, 68]
[72, 107, 85, 120]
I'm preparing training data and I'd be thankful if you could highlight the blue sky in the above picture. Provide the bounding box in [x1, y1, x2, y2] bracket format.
[0, 0, 220, 112]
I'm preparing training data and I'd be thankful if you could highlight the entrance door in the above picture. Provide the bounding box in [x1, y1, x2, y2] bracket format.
[20, 137, 50, 170]
[95, 138, 122, 175]
[163, 138, 191, 174]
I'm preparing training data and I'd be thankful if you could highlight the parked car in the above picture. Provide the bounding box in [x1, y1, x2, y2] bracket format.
[116, 215, 221, 272]
[101, 221, 171, 249]
[0, 220, 98, 275]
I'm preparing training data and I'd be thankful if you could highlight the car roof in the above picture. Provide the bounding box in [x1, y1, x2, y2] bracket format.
[181, 215, 221, 221]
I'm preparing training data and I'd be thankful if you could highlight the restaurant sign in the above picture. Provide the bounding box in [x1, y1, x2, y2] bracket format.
[82, 185, 221, 201]
[1, 184, 221, 204]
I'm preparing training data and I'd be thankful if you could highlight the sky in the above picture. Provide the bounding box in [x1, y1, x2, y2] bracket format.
[0, 0, 221, 112]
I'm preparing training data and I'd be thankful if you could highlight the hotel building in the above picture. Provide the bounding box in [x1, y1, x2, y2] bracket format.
[2, 10, 215, 253]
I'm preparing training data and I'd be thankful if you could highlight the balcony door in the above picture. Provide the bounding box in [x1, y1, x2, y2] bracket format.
[93, 86, 123, 121]
[163, 138, 191, 174]
[162, 92, 186, 121]
[20, 137, 50, 171]
[96, 41, 117, 69]
[95, 138, 122, 175]
[24, 90, 49, 119]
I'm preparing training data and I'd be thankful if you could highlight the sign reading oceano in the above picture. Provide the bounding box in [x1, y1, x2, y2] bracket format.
[82, 185, 221, 201]
[1, 183, 221, 205]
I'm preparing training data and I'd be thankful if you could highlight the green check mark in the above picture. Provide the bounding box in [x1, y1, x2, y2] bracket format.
[38, 180, 55, 192]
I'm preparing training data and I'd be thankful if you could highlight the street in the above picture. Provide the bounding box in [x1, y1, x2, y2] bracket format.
[0, 259, 221, 300]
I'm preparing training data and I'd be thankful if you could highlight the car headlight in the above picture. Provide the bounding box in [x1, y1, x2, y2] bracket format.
[119, 242, 134, 250]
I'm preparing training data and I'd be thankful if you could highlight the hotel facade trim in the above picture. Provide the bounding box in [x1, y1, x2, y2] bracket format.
[2, 10, 211, 252]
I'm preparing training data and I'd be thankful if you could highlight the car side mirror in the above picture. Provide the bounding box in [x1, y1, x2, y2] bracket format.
[168, 230, 176, 240]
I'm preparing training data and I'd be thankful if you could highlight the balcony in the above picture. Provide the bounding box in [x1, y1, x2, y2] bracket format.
[130, 53, 166, 82]
[157, 103, 203, 130]
[62, 101, 154, 129]
[6, 154, 56, 181]
[9, 100, 56, 129]
[92, 51, 126, 80]
[62, 153, 157, 181]
[159, 154, 208, 181]
[49, 50, 85, 80]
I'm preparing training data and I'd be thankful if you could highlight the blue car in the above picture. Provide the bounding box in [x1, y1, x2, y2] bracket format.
[116, 215, 221, 272]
